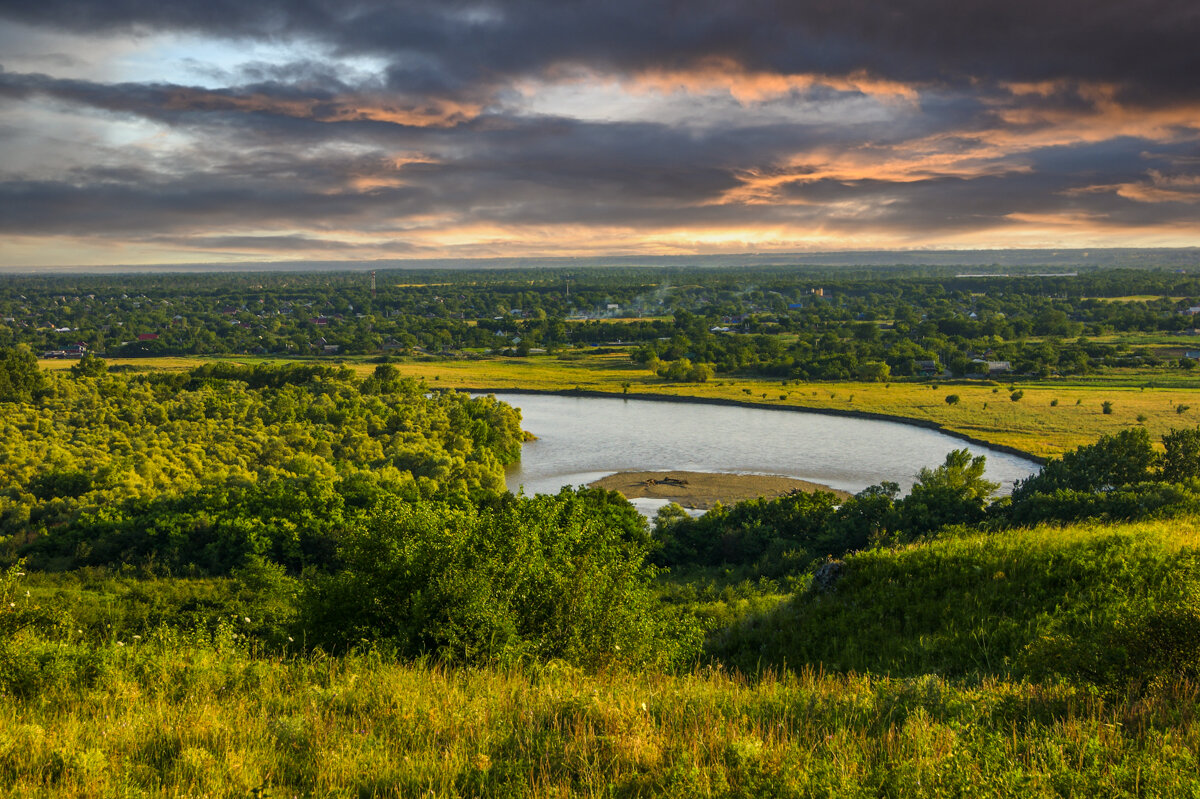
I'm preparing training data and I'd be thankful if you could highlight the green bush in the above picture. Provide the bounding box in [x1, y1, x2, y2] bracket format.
[300, 490, 699, 669]
[1161, 427, 1200, 482]
[1012, 427, 1156, 501]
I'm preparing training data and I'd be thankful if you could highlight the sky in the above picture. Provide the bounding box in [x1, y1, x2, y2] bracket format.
[1, 1, 1199, 267]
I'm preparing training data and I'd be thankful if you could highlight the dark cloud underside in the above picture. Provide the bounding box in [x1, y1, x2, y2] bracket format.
[1, 0, 1198, 263]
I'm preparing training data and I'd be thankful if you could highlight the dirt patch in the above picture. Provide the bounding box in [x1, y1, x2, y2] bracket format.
[588, 470, 851, 510]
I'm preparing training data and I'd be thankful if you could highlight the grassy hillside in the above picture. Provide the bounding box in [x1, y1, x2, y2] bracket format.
[713, 516, 1200, 687]
[2, 634, 1199, 797]
[5, 516, 1200, 795]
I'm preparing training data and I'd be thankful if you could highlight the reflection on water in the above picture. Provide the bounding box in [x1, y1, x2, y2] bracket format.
[488, 393, 1040, 504]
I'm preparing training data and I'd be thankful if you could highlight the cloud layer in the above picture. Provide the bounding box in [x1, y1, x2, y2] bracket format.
[1, 1, 1199, 264]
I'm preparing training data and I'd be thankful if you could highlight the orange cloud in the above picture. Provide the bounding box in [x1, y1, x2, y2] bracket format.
[1067, 171, 1200, 204]
[162, 88, 480, 127]
[628, 58, 920, 103]
[527, 58, 920, 105]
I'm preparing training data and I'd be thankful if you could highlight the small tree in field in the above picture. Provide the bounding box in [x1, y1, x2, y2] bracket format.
[945, 394, 960, 405]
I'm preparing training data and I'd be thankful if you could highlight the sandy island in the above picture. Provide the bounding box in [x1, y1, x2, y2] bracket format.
[587, 470, 851, 510]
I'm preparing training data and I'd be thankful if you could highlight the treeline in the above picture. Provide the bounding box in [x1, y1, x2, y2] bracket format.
[654, 426, 1200, 576]
[2, 268, 1199, 370]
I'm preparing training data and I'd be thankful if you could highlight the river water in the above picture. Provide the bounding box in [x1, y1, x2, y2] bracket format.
[488, 392, 1041, 514]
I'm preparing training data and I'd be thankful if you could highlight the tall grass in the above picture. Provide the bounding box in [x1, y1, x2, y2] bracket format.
[3, 633, 1200, 797]
[713, 516, 1200, 689]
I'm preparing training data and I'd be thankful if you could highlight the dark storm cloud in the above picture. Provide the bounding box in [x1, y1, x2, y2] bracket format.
[1, 1, 1198, 259]
[3, 0, 1199, 103]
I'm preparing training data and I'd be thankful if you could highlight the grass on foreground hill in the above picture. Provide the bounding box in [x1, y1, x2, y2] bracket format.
[39, 353, 1200, 458]
[6, 515, 1200, 795]
[2, 634, 1200, 797]
[714, 515, 1200, 689]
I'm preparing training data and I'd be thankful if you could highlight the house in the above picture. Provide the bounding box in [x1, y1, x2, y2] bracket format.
[972, 358, 1013, 374]
[917, 360, 941, 375]
[137, 333, 159, 341]
[1185, 350, 1200, 360]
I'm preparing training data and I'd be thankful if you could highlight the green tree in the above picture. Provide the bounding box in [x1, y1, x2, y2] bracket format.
[1012, 428, 1157, 500]
[1161, 427, 1200, 483]
[895, 450, 998, 536]
[70, 352, 107, 378]
[299, 491, 695, 669]
[0, 346, 44, 403]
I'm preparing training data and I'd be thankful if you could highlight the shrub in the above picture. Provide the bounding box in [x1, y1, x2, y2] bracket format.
[1012, 427, 1156, 501]
[299, 490, 698, 669]
[1010, 390, 1024, 402]
[1102, 401, 1114, 414]
[1162, 427, 1200, 482]
[945, 394, 960, 405]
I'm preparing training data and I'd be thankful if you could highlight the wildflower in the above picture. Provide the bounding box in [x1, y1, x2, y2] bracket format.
[116, 641, 124, 647]
[14, 572, 24, 577]
[7, 603, 13, 608]
[132, 635, 141, 640]
[288, 637, 294, 642]
[244, 617, 251, 624]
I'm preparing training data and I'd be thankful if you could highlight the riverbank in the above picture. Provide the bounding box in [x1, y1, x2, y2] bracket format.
[468, 386, 1048, 465]
[588, 470, 852, 509]
[372, 355, 1200, 459]
[41, 354, 1200, 459]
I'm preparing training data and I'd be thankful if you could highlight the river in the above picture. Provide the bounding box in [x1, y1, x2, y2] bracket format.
[488, 392, 1041, 515]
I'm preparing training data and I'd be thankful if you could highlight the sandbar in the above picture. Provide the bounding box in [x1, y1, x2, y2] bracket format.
[588, 470, 851, 510]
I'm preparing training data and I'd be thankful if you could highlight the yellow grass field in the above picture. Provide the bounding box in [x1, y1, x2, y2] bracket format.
[374, 356, 1200, 459]
[40, 353, 1200, 458]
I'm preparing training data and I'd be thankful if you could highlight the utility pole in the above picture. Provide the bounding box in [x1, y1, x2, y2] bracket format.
[370, 271, 377, 299]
